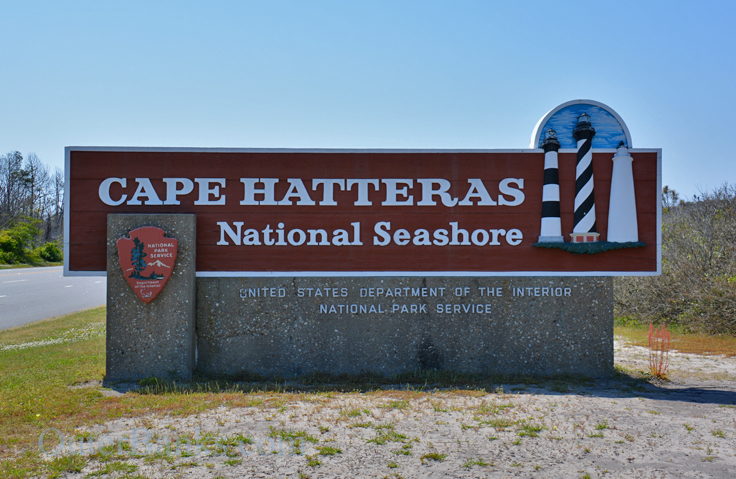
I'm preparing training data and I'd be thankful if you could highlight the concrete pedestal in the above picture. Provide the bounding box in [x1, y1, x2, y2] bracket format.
[196, 276, 613, 379]
[105, 214, 196, 383]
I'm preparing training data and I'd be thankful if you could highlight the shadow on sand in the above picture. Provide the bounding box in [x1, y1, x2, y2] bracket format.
[104, 369, 736, 407]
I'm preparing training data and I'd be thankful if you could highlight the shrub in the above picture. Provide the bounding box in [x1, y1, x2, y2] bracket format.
[0, 250, 17, 264]
[0, 218, 44, 265]
[615, 184, 736, 334]
[35, 242, 63, 262]
[0, 230, 23, 263]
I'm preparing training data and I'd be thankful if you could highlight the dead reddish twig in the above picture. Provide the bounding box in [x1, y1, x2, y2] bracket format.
[648, 323, 671, 379]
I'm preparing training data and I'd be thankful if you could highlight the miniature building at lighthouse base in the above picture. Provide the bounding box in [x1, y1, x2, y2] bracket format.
[570, 232, 600, 243]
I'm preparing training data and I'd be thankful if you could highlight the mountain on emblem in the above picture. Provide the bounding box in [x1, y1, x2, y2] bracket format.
[116, 226, 178, 303]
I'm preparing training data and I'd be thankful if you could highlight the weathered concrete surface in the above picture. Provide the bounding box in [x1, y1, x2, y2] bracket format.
[196, 277, 612, 378]
[106, 214, 196, 383]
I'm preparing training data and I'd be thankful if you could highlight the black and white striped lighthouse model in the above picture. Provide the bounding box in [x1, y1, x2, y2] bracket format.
[571, 112, 599, 243]
[538, 129, 564, 242]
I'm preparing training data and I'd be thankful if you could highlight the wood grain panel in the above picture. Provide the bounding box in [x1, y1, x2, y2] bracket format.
[67, 150, 659, 273]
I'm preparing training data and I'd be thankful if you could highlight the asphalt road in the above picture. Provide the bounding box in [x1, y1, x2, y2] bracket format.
[0, 266, 106, 330]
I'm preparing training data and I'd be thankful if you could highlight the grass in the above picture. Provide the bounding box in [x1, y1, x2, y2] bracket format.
[0, 308, 315, 476]
[380, 400, 410, 410]
[517, 424, 544, 438]
[46, 454, 87, 478]
[419, 452, 446, 463]
[478, 418, 518, 430]
[595, 421, 609, 430]
[0, 262, 63, 270]
[463, 458, 491, 468]
[316, 446, 342, 456]
[367, 425, 409, 445]
[1, 308, 732, 476]
[475, 402, 514, 415]
[341, 408, 370, 417]
[268, 428, 318, 444]
[86, 461, 138, 476]
[0, 308, 108, 476]
[615, 323, 736, 357]
[217, 434, 254, 446]
[392, 443, 413, 455]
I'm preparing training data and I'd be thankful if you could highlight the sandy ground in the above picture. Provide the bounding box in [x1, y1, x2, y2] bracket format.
[48, 338, 736, 479]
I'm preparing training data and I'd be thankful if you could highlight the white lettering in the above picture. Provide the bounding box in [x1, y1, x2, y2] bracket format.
[98, 177, 127, 206]
[416, 179, 458, 206]
[162, 178, 194, 205]
[498, 178, 525, 206]
[194, 178, 226, 205]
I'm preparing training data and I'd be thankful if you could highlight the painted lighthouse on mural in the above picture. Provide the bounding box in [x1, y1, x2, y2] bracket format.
[532, 100, 644, 253]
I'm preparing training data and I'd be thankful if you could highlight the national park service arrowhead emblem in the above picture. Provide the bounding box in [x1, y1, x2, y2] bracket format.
[116, 226, 178, 303]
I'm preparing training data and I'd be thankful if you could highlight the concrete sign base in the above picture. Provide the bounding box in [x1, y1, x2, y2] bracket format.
[196, 276, 613, 379]
[105, 214, 196, 383]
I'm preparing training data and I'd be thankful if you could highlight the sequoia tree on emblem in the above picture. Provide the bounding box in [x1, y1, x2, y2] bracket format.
[116, 226, 178, 303]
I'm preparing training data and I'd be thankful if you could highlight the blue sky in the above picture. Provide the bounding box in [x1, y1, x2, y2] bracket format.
[1, 0, 735, 199]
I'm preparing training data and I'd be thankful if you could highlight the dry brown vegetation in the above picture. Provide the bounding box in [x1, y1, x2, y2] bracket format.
[615, 325, 736, 357]
[616, 184, 736, 335]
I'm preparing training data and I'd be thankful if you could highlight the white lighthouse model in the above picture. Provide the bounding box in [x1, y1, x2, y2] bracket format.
[607, 143, 639, 242]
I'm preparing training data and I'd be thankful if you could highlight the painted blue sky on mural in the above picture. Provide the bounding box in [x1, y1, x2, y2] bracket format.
[536, 104, 630, 149]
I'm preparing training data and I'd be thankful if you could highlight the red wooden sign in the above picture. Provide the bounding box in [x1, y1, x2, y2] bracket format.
[116, 226, 178, 303]
[64, 148, 661, 276]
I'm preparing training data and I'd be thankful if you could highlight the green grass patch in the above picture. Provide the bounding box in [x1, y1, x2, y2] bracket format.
[463, 458, 492, 468]
[380, 400, 410, 410]
[420, 452, 447, 463]
[217, 434, 254, 446]
[517, 424, 544, 438]
[0, 262, 63, 270]
[46, 454, 87, 478]
[392, 443, 413, 455]
[316, 446, 342, 456]
[475, 402, 514, 415]
[349, 421, 373, 428]
[0, 308, 107, 457]
[341, 408, 370, 417]
[367, 425, 409, 445]
[478, 418, 518, 430]
[268, 427, 318, 444]
[86, 460, 138, 476]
